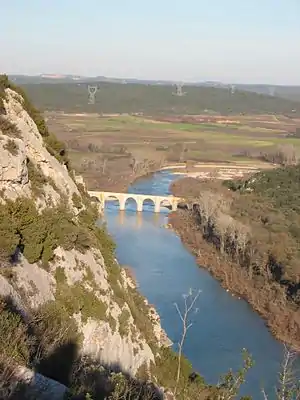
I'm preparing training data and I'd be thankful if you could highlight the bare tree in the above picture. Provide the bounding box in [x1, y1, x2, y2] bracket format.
[215, 213, 234, 255]
[179, 143, 188, 163]
[267, 144, 299, 166]
[209, 168, 219, 180]
[130, 149, 146, 174]
[196, 191, 231, 226]
[262, 345, 300, 400]
[277, 144, 298, 166]
[195, 191, 218, 224]
[102, 157, 107, 175]
[246, 244, 258, 279]
[174, 288, 201, 396]
[233, 221, 251, 263]
[185, 160, 195, 172]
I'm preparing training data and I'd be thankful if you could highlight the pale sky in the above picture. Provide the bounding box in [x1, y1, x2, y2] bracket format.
[1, 0, 300, 84]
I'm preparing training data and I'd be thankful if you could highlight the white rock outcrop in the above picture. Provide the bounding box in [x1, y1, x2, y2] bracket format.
[0, 136, 28, 186]
[1, 88, 80, 209]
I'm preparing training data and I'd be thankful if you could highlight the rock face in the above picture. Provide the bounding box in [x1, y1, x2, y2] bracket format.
[0, 136, 28, 186]
[1, 88, 80, 208]
[0, 87, 170, 381]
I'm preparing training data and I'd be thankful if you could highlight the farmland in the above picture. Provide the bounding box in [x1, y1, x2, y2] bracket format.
[46, 111, 300, 191]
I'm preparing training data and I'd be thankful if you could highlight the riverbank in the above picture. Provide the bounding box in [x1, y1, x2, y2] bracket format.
[87, 160, 266, 193]
[88, 164, 184, 193]
[168, 209, 300, 351]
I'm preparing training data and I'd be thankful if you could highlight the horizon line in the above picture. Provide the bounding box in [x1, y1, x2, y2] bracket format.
[5, 72, 300, 87]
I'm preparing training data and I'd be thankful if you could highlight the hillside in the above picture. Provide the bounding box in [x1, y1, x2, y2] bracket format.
[19, 82, 300, 116]
[170, 164, 300, 349]
[0, 75, 216, 399]
[235, 84, 300, 103]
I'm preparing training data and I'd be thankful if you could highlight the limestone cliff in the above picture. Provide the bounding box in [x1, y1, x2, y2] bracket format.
[0, 79, 176, 399]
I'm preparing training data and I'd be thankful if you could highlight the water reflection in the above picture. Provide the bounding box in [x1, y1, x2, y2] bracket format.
[116, 210, 163, 229]
[136, 212, 142, 228]
[118, 210, 125, 225]
[152, 213, 161, 227]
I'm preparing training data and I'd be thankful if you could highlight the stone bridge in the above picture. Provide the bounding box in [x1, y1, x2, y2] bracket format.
[88, 191, 182, 213]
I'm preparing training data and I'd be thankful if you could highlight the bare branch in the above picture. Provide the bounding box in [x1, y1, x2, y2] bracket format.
[174, 289, 201, 396]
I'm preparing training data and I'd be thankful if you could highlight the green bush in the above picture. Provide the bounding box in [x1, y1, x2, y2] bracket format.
[152, 347, 208, 399]
[0, 196, 100, 266]
[3, 139, 19, 156]
[55, 267, 107, 323]
[0, 75, 10, 114]
[72, 192, 82, 209]
[44, 133, 69, 166]
[30, 301, 78, 360]
[118, 309, 130, 337]
[74, 228, 92, 253]
[0, 299, 31, 366]
[78, 206, 116, 266]
[125, 287, 157, 351]
[27, 158, 48, 196]
[0, 116, 21, 138]
[0, 203, 19, 263]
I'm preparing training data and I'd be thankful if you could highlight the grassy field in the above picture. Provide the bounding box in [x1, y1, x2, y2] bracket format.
[46, 111, 300, 191]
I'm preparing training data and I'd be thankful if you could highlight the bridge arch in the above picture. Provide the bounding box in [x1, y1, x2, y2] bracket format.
[142, 197, 156, 212]
[124, 196, 138, 211]
[104, 194, 120, 208]
[160, 198, 172, 209]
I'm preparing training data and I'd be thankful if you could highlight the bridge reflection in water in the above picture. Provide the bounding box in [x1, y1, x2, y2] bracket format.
[117, 210, 161, 228]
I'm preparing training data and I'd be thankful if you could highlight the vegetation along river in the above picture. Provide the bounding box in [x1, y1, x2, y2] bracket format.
[103, 170, 289, 399]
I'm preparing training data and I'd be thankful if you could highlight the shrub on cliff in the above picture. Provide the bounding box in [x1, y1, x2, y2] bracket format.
[0, 295, 80, 397]
[0, 204, 19, 264]
[0, 116, 21, 138]
[3, 139, 19, 156]
[0, 299, 31, 367]
[27, 158, 49, 196]
[44, 133, 69, 167]
[0, 196, 103, 266]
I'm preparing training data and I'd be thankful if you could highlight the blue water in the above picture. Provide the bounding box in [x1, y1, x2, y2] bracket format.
[103, 170, 289, 399]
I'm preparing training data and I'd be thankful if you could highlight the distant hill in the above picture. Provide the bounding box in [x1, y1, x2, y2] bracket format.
[235, 84, 300, 103]
[8, 74, 300, 103]
[18, 80, 300, 116]
[8, 74, 178, 86]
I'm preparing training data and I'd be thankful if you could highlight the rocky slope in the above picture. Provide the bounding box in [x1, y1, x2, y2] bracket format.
[0, 79, 184, 399]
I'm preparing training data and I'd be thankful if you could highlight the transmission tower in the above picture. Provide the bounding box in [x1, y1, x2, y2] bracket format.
[172, 82, 187, 96]
[87, 84, 99, 104]
[268, 86, 276, 97]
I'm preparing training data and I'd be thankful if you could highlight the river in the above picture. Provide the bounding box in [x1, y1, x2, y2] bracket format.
[103, 170, 288, 399]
